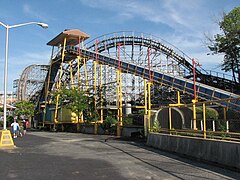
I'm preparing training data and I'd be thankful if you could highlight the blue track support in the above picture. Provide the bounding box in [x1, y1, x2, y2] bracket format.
[65, 46, 240, 111]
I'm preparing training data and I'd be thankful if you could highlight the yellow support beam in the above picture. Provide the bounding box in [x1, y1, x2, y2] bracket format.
[168, 91, 184, 133]
[177, 91, 181, 104]
[169, 91, 184, 107]
[94, 61, 97, 109]
[169, 107, 172, 131]
[116, 69, 123, 136]
[147, 81, 152, 133]
[144, 79, 147, 137]
[83, 58, 89, 90]
[94, 61, 98, 133]
[54, 37, 67, 128]
[119, 71, 122, 126]
[203, 103, 206, 139]
[136, 106, 145, 109]
[192, 99, 198, 130]
[100, 64, 103, 123]
[77, 56, 80, 85]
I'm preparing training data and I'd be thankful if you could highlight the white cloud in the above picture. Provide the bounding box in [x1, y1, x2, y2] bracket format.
[22, 4, 52, 22]
[9, 51, 50, 66]
[190, 52, 223, 69]
[78, 0, 227, 74]
[79, 0, 213, 33]
[78, 0, 225, 67]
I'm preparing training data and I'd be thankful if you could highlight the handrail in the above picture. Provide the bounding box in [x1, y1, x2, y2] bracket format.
[203, 69, 235, 81]
[155, 128, 240, 142]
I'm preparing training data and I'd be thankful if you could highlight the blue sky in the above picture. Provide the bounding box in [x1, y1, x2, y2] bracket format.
[0, 0, 239, 91]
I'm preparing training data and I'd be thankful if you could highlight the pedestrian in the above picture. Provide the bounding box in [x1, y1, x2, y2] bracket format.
[19, 124, 23, 138]
[23, 120, 27, 135]
[11, 119, 20, 138]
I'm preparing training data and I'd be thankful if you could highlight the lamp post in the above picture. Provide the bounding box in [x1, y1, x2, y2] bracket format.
[0, 21, 48, 130]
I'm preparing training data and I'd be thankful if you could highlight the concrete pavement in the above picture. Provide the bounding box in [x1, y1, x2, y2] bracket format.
[0, 131, 239, 179]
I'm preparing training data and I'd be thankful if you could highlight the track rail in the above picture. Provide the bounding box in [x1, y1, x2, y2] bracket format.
[86, 34, 239, 93]
[36, 32, 240, 112]
[65, 46, 240, 111]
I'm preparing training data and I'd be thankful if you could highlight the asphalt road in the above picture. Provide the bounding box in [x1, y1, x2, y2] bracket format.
[0, 131, 239, 180]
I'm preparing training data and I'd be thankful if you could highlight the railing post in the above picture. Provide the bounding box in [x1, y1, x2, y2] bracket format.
[203, 103, 206, 139]
[169, 107, 172, 132]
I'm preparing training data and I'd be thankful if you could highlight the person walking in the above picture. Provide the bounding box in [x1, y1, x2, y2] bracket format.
[22, 120, 27, 135]
[11, 119, 20, 138]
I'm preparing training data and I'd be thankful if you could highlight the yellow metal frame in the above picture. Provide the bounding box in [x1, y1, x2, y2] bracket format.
[203, 103, 206, 139]
[116, 69, 123, 136]
[54, 37, 67, 128]
[168, 91, 184, 132]
[143, 79, 152, 136]
[100, 64, 103, 123]
[192, 99, 198, 130]
[83, 58, 89, 90]
[77, 56, 81, 84]
[94, 61, 97, 109]
[144, 79, 147, 136]
[169, 107, 172, 131]
[147, 81, 152, 133]
[93, 61, 98, 134]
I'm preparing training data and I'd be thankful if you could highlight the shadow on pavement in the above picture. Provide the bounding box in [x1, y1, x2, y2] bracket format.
[0, 133, 127, 180]
[103, 136, 240, 179]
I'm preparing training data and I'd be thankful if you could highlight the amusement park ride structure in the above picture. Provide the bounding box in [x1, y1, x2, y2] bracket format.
[14, 29, 240, 136]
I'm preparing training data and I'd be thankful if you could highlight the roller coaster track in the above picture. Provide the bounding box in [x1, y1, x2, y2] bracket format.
[36, 32, 240, 112]
[16, 64, 49, 101]
[64, 46, 240, 111]
[85, 34, 240, 93]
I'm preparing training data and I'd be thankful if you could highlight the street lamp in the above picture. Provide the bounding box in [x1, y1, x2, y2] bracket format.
[0, 21, 48, 130]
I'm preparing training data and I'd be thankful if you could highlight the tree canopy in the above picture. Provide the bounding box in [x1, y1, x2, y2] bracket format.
[208, 7, 240, 82]
[15, 100, 35, 119]
[54, 87, 99, 123]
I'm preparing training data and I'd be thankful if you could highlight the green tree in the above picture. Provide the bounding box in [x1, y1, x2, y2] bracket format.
[208, 7, 240, 82]
[55, 87, 89, 122]
[15, 100, 35, 120]
[84, 92, 99, 123]
[101, 111, 117, 133]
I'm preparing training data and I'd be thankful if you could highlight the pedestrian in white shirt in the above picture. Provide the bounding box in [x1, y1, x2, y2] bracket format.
[11, 120, 20, 138]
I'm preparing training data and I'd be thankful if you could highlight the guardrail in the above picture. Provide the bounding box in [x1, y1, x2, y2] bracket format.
[154, 128, 240, 142]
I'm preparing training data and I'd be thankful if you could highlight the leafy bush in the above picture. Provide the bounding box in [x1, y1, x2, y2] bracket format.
[101, 115, 117, 132]
[7, 116, 14, 126]
[191, 107, 219, 120]
[152, 119, 161, 132]
[123, 115, 133, 125]
[0, 115, 14, 127]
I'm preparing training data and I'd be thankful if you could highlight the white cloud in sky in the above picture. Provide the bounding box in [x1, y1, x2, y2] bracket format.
[79, 0, 213, 34]
[22, 4, 53, 22]
[8, 51, 50, 66]
[78, 0, 222, 58]
[0, 0, 236, 91]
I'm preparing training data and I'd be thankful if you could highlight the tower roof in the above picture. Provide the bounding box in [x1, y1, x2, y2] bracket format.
[47, 29, 90, 46]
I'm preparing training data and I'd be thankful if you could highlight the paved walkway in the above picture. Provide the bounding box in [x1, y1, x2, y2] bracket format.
[0, 131, 239, 180]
